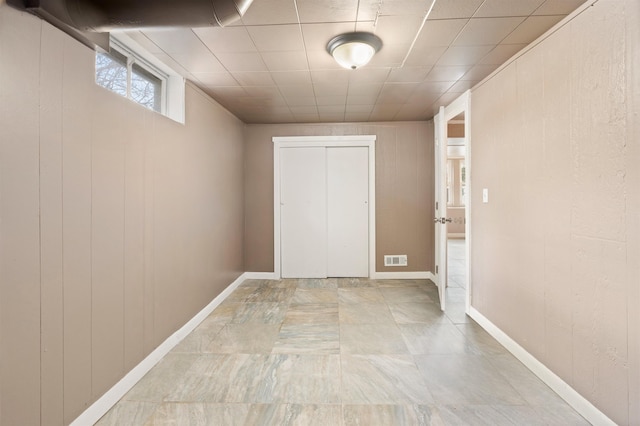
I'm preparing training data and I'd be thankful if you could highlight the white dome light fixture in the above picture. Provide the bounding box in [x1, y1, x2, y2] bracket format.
[326, 32, 383, 70]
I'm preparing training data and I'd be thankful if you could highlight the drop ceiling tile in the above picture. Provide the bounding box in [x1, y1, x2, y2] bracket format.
[394, 106, 428, 121]
[247, 25, 305, 52]
[314, 81, 349, 97]
[501, 15, 565, 44]
[152, 53, 195, 77]
[240, 0, 299, 25]
[533, 0, 586, 15]
[412, 19, 468, 49]
[347, 83, 383, 96]
[302, 23, 355, 51]
[142, 29, 209, 55]
[424, 65, 469, 82]
[292, 112, 321, 121]
[296, 0, 359, 23]
[285, 97, 317, 107]
[453, 17, 526, 46]
[437, 91, 466, 105]
[215, 52, 268, 72]
[404, 46, 448, 66]
[377, 83, 421, 103]
[356, 0, 382, 21]
[262, 51, 309, 72]
[346, 104, 374, 114]
[428, 0, 484, 19]
[278, 84, 315, 98]
[318, 105, 346, 114]
[271, 71, 313, 86]
[380, 0, 437, 16]
[460, 64, 499, 80]
[169, 52, 227, 73]
[473, 0, 546, 17]
[242, 86, 283, 98]
[316, 96, 347, 106]
[192, 72, 239, 86]
[387, 66, 432, 83]
[345, 113, 372, 122]
[319, 112, 346, 121]
[122, 31, 164, 54]
[231, 72, 276, 86]
[348, 68, 391, 84]
[311, 69, 351, 86]
[405, 91, 440, 106]
[206, 86, 247, 98]
[347, 94, 381, 105]
[358, 15, 424, 45]
[478, 43, 527, 65]
[415, 80, 456, 94]
[193, 27, 256, 53]
[437, 45, 495, 66]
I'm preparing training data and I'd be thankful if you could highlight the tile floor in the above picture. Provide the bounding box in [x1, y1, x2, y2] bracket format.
[97, 274, 589, 425]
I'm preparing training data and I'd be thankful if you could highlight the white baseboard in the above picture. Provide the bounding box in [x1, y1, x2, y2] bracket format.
[373, 271, 434, 280]
[468, 306, 616, 426]
[243, 271, 278, 280]
[70, 272, 249, 426]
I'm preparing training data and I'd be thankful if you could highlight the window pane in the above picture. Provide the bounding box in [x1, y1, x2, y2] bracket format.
[131, 63, 162, 112]
[95, 50, 127, 97]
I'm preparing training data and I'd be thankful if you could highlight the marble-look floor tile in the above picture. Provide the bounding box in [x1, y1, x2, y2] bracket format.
[225, 287, 258, 302]
[230, 302, 288, 324]
[341, 354, 434, 404]
[388, 302, 448, 324]
[342, 404, 436, 426]
[444, 302, 470, 324]
[444, 287, 466, 304]
[455, 322, 508, 355]
[340, 323, 409, 354]
[207, 323, 280, 354]
[244, 404, 343, 426]
[273, 324, 340, 354]
[338, 288, 385, 304]
[166, 354, 269, 403]
[259, 355, 341, 403]
[283, 303, 339, 325]
[488, 353, 573, 407]
[124, 353, 200, 402]
[339, 302, 396, 324]
[398, 323, 469, 355]
[245, 287, 296, 303]
[96, 401, 157, 425]
[338, 278, 378, 288]
[297, 278, 338, 289]
[204, 303, 241, 324]
[291, 288, 338, 304]
[377, 279, 431, 288]
[173, 322, 225, 353]
[381, 287, 433, 304]
[238, 279, 267, 288]
[436, 404, 587, 426]
[531, 405, 590, 425]
[414, 354, 525, 405]
[144, 403, 250, 426]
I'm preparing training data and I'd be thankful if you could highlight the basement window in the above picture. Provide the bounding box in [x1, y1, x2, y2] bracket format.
[95, 34, 185, 123]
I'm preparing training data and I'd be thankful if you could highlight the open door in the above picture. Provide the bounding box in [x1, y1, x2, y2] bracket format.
[433, 106, 448, 311]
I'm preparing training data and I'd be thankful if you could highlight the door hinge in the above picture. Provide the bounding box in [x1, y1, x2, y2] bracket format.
[435, 265, 439, 274]
[436, 201, 439, 210]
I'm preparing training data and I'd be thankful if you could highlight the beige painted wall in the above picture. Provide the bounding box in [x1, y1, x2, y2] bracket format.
[0, 5, 245, 425]
[470, 0, 639, 424]
[244, 122, 434, 274]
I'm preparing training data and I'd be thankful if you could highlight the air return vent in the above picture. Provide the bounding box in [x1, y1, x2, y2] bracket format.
[384, 255, 407, 267]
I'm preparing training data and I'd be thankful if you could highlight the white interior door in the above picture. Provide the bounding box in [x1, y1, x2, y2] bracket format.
[434, 107, 447, 311]
[280, 147, 327, 278]
[327, 147, 369, 277]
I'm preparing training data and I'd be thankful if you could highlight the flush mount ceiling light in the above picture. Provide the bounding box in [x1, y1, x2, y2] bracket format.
[326, 32, 383, 70]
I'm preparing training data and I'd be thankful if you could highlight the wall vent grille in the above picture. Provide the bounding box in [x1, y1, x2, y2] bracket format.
[384, 255, 408, 267]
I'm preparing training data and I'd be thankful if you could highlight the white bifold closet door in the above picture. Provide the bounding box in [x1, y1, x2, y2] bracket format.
[280, 146, 368, 278]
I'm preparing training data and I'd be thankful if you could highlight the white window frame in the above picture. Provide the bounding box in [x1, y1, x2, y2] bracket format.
[95, 33, 185, 123]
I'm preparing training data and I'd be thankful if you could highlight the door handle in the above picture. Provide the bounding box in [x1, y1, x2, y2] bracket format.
[434, 217, 452, 224]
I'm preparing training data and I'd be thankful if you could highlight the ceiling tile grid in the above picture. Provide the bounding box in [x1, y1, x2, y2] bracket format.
[124, 0, 585, 123]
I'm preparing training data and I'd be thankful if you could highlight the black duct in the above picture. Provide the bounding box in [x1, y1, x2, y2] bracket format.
[9, 0, 254, 50]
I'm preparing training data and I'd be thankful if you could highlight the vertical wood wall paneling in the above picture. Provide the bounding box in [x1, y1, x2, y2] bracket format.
[62, 37, 94, 424]
[0, 8, 42, 425]
[91, 90, 126, 400]
[39, 23, 65, 426]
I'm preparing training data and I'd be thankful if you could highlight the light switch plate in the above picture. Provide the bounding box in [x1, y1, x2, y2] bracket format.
[482, 188, 489, 203]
